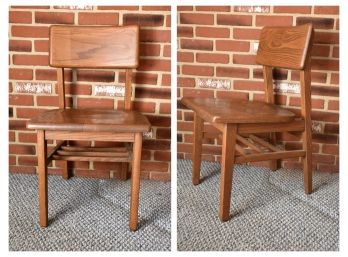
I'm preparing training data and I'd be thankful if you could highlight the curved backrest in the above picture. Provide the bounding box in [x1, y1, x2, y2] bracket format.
[50, 25, 139, 68]
[256, 24, 313, 70]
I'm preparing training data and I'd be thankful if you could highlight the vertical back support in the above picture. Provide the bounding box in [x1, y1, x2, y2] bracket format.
[57, 68, 65, 109]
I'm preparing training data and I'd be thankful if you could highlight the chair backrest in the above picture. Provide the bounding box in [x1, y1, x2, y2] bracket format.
[256, 24, 313, 70]
[254, 24, 314, 121]
[49, 25, 139, 110]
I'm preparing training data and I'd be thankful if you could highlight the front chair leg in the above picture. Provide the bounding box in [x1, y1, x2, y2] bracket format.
[129, 132, 142, 231]
[303, 123, 312, 194]
[219, 124, 237, 221]
[37, 130, 48, 227]
[192, 113, 203, 185]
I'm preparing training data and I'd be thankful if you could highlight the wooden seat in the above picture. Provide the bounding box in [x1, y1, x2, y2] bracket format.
[27, 25, 149, 231]
[181, 24, 314, 221]
[181, 98, 295, 123]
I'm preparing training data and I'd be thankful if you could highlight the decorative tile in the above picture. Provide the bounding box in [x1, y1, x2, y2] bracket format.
[143, 129, 153, 139]
[196, 78, 231, 90]
[274, 82, 300, 94]
[15, 82, 52, 94]
[234, 6, 270, 13]
[94, 85, 125, 97]
[54, 5, 93, 10]
[312, 121, 323, 133]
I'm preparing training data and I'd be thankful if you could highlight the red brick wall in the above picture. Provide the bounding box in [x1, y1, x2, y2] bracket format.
[9, 5, 171, 181]
[177, 6, 339, 172]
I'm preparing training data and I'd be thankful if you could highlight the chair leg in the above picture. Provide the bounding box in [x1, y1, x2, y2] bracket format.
[119, 162, 129, 181]
[303, 124, 312, 194]
[37, 130, 48, 227]
[219, 124, 237, 221]
[192, 113, 203, 185]
[269, 132, 279, 171]
[61, 160, 70, 179]
[129, 132, 142, 231]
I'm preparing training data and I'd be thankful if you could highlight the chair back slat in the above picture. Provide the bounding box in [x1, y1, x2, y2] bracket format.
[50, 25, 139, 68]
[256, 24, 313, 70]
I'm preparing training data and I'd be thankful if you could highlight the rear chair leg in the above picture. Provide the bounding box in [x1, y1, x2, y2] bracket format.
[269, 132, 280, 171]
[61, 160, 70, 179]
[219, 124, 237, 221]
[303, 124, 312, 194]
[129, 132, 142, 231]
[192, 113, 203, 185]
[37, 130, 48, 227]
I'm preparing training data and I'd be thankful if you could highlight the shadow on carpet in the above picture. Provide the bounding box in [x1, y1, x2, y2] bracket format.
[9, 174, 171, 251]
[177, 159, 339, 251]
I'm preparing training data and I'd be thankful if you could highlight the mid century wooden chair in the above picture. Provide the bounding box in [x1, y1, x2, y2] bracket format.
[27, 25, 151, 231]
[181, 24, 314, 221]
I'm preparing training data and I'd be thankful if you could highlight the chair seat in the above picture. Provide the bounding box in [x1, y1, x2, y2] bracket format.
[181, 97, 295, 124]
[27, 109, 151, 132]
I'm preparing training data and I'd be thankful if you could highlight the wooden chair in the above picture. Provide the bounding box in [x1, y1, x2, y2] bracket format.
[181, 24, 314, 221]
[27, 25, 151, 231]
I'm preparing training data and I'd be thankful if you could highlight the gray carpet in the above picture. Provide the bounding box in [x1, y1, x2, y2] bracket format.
[177, 159, 339, 251]
[9, 174, 171, 251]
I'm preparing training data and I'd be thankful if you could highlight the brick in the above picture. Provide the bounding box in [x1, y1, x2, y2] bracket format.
[9, 68, 33, 80]
[178, 26, 193, 37]
[9, 94, 34, 106]
[12, 25, 49, 38]
[328, 100, 339, 110]
[78, 13, 118, 25]
[178, 52, 194, 62]
[140, 29, 170, 43]
[313, 154, 335, 164]
[314, 32, 339, 44]
[159, 103, 171, 114]
[142, 6, 170, 11]
[312, 85, 338, 97]
[9, 40, 32, 52]
[289, 97, 324, 109]
[77, 98, 114, 109]
[9, 120, 27, 130]
[196, 27, 230, 38]
[9, 131, 16, 142]
[34, 40, 49, 52]
[163, 45, 171, 57]
[324, 124, 339, 134]
[9, 155, 16, 165]
[141, 161, 168, 172]
[35, 12, 74, 24]
[135, 87, 170, 99]
[16, 108, 46, 119]
[312, 45, 330, 57]
[318, 164, 338, 173]
[180, 13, 214, 25]
[76, 70, 114, 82]
[138, 59, 170, 72]
[181, 39, 213, 51]
[331, 73, 339, 85]
[140, 43, 160, 56]
[196, 6, 230, 12]
[36, 69, 72, 81]
[196, 53, 229, 64]
[9, 11, 32, 23]
[217, 14, 252, 26]
[233, 28, 260, 40]
[312, 59, 338, 71]
[182, 65, 214, 76]
[143, 139, 170, 151]
[178, 6, 193, 11]
[178, 77, 195, 87]
[18, 156, 37, 166]
[297, 17, 334, 29]
[10, 166, 36, 174]
[9, 144, 35, 155]
[147, 116, 171, 127]
[216, 40, 250, 52]
[98, 6, 139, 10]
[332, 46, 339, 58]
[11, 6, 49, 9]
[291, 71, 327, 83]
[123, 14, 164, 26]
[13, 54, 48, 66]
[133, 101, 156, 113]
[18, 132, 37, 143]
[119, 72, 158, 85]
[37, 95, 60, 106]
[216, 91, 249, 100]
[234, 80, 264, 91]
[311, 111, 338, 122]
[256, 15, 293, 27]
[314, 6, 339, 15]
[274, 6, 311, 14]
[322, 145, 339, 155]
[216, 67, 249, 78]
[183, 88, 214, 98]
[156, 128, 171, 140]
[233, 54, 256, 65]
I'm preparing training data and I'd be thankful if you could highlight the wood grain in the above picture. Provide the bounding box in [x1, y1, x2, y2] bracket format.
[192, 113, 203, 185]
[50, 25, 139, 68]
[37, 130, 48, 227]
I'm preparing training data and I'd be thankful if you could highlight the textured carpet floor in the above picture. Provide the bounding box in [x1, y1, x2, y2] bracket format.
[177, 159, 339, 251]
[9, 174, 171, 251]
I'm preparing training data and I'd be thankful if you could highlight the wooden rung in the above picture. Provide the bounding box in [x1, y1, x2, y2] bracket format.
[47, 140, 66, 163]
[60, 146, 127, 153]
[235, 150, 305, 164]
[52, 155, 130, 162]
[56, 150, 129, 157]
[249, 135, 280, 152]
[236, 135, 262, 153]
[235, 144, 247, 156]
